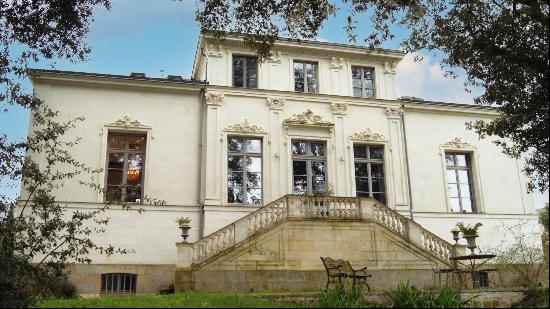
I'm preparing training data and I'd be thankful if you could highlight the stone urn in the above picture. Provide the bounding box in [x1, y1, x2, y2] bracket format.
[179, 224, 191, 243]
[463, 234, 479, 255]
[451, 228, 461, 244]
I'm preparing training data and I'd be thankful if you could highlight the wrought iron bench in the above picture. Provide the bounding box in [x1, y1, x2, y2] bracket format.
[320, 257, 372, 291]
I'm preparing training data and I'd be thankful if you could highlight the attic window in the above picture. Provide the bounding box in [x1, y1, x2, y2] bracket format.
[352, 67, 375, 98]
[233, 55, 257, 88]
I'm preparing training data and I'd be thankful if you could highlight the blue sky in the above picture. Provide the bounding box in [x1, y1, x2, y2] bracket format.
[0, 0, 547, 205]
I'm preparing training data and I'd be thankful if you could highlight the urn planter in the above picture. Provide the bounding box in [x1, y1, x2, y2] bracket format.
[463, 234, 479, 255]
[179, 225, 191, 243]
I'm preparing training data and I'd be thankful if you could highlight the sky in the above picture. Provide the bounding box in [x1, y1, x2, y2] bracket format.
[0, 0, 547, 206]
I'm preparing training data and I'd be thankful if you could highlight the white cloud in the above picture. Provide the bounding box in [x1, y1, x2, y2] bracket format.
[396, 53, 480, 104]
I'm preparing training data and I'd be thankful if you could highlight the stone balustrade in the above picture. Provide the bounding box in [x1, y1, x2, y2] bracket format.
[177, 194, 454, 268]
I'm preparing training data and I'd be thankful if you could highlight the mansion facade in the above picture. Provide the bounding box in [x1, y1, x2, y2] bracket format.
[27, 34, 539, 294]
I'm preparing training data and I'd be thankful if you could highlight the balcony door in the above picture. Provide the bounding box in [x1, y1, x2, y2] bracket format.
[291, 140, 326, 195]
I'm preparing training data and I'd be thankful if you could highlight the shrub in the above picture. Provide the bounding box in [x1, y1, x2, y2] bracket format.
[385, 282, 463, 308]
[317, 283, 372, 308]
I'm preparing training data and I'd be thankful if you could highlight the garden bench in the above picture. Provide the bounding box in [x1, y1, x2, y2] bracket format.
[320, 257, 372, 291]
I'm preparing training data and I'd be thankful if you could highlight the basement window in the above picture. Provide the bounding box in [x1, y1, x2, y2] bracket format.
[100, 273, 137, 294]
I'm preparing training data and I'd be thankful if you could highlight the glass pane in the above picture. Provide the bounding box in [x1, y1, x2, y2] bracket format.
[363, 68, 373, 79]
[106, 186, 122, 202]
[294, 63, 304, 81]
[245, 157, 261, 173]
[233, 57, 244, 87]
[458, 170, 470, 184]
[353, 145, 367, 158]
[244, 139, 261, 153]
[373, 193, 386, 204]
[292, 141, 307, 155]
[372, 178, 385, 193]
[228, 184, 243, 203]
[356, 177, 369, 193]
[293, 160, 307, 175]
[447, 170, 457, 183]
[310, 143, 325, 156]
[311, 161, 326, 176]
[128, 136, 145, 150]
[312, 176, 326, 194]
[371, 164, 384, 178]
[354, 163, 368, 177]
[307, 83, 317, 93]
[353, 87, 362, 97]
[107, 169, 123, 185]
[460, 184, 471, 198]
[228, 156, 243, 171]
[108, 153, 124, 169]
[449, 198, 461, 212]
[462, 198, 473, 213]
[352, 67, 361, 79]
[247, 78, 257, 88]
[353, 79, 361, 88]
[448, 183, 459, 198]
[228, 138, 243, 152]
[455, 154, 467, 167]
[228, 172, 243, 188]
[127, 154, 143, 185]
[246, 188, 262, 204]
[295, 82, 304, 92]
[108, 135, 125, 149]
[234, 75, 243, 87]
[369, 146, 384, 160]
[364, 89, 374, 98]
[445, 154, 455, 166]
[247, 172, 262, 189]
[364, 79, 373, 90]
[293, 176, 307, 194]
[125, 186, 142, 203]
[356, 191, 369, 197]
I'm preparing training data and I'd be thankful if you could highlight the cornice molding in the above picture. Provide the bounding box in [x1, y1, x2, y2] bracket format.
[224, 119, 266, 134]
[441, 137, 476, 149]
[205, 92, 224, 106]
[105, 115, 151, 129]
[283, 109, 334, 127]
[330, 103, 349, 115]
[349, 128, 386, 141]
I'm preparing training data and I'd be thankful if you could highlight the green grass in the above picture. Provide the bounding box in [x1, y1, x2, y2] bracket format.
[35, 291, 308, 308]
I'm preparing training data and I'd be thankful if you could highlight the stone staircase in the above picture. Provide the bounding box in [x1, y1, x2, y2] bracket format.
[176, 195, 454, 291]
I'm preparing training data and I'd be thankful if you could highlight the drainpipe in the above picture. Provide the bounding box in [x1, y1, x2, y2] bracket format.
[401, 103, 415, 221]
[198, 88, 206, 239]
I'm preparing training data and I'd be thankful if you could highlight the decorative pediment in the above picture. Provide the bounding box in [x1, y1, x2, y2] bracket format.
[386, 107, 403, 119]
[267, 97, 285, 110]
[224, 119, 266, 134]
[105, 115, 150, 129]
[349, 129, 386, 141]
[330, 103, 348, 115]
[283, 109, 333, 127]
[441, 137, 476, 149]
[205, 92, 224, 106]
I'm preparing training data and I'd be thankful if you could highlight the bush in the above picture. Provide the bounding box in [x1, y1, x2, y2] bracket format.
[385, 282, 463, 308]
[512, 287, 549, 308]
[317, 283, 372, 308]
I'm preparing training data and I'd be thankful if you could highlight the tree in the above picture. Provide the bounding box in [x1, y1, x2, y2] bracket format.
[0, 1, 119, 307]
[195, 0, 549, 192]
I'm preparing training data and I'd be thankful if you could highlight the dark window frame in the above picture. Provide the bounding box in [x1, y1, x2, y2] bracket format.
[232, 55, 258, 88]
[353, 144, 386, 204]
[105, 132, 146, 204]
[100, 273, 137, 294]
[445, 152, 476, 213]
[227, 136, 263, 205]
[291, 140, 327, 195]
[352, 66, 375, 98]
[293, 61, 319, 93]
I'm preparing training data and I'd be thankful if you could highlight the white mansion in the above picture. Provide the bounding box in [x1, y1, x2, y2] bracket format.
[27, 34, 540, 294]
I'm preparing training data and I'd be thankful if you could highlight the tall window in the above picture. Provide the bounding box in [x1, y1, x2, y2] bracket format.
[292, 141, 326, 195]
[294, 61, 318, 93]
[106, 133, 146, 203]
[445, 153, 474, 213]
[233, 55, 258, 88]
[352, 67, 375, 98]
[227, 137, 262, 204]
[101, 273, 137, 294]
[353, 145, 385, 203]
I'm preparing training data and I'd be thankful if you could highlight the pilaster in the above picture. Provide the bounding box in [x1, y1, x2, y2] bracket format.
[386, 107, 409, 211]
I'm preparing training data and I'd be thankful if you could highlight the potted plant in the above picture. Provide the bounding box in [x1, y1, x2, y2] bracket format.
[176, 217, 191, 243]
[456, 222, 483, 255]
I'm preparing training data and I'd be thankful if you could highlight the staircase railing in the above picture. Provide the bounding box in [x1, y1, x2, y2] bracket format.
[179, 194, 453, 267]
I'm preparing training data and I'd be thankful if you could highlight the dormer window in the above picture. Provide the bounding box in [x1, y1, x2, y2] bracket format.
[294, 61, 318, 93]
[233, 55, 257, 88]
[352, 67, 375, 98]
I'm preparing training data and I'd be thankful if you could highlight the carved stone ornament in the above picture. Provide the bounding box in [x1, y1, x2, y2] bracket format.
[441, 137, 476, 149]
[349, 128, 386, 141]
[384, 61, 397, 74]
[207, 43, 223, 57]
[267, 97, 286, 110]
[224, 119, 266, 134]
[330, 103, 349, 115]
[268, 50, 282, 63]
[283, 109, 334, 127]
[386, 107, 403, 119]
[205, 92, 224, 106]
[105, 115, 151, 129]
[330, 57, 344, 70]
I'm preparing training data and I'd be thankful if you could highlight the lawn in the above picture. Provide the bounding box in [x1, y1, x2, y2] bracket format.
[35, 292, 309, 308]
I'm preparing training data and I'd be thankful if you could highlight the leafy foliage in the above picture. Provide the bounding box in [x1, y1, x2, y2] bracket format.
[317, 283, 372, 308]
[195, 0, 549, 193]
[455, 222, 483, 236]
[539, 203, 549, 234]
[385, 282, 463, 308]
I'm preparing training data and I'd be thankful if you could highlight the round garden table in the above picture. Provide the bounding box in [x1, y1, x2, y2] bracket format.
[449, 254, 496, 288]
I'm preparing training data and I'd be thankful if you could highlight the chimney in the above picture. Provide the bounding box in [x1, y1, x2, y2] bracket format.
[166, 75, 184, 82]
[130, 72, 146, 78]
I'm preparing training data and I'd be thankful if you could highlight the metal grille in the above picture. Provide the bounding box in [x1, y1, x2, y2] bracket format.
[100, 273, 137, 294]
